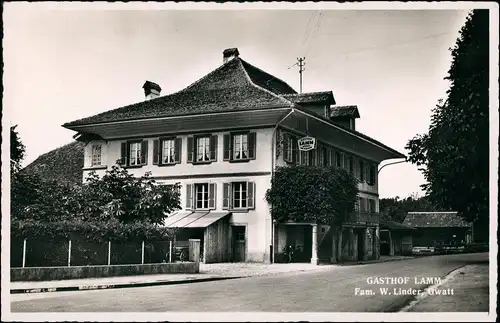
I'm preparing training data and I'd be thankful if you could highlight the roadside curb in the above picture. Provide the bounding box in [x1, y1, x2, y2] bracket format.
[335, 257, 415, 266]
[10, 276, 244, 294]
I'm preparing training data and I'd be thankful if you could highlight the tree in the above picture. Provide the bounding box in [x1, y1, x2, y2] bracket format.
[10, 125, 26, 174]
[265, 165, 359, 225]
[405, 10, 489, 241]
[379, 194, 440, 223]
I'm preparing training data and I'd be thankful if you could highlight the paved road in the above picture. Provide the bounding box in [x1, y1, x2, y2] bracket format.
[11, 253, 488, 312]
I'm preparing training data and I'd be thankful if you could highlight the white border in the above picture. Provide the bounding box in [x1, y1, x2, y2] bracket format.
[2, 1, 498, 322]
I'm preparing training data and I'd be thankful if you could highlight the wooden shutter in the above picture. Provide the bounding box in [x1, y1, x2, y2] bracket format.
[222, 183, 231, 210]
[208, 183, 216, 209]
[174, 137, 182, 164]
[372, 165, 377, 185]
[283, 133, 290, 163]
[187, 137, 194, 163]
[210, 135, 218, 161]
[247, 182, 255, 209]
[248, 132, 256, 159]
[153, 140, 160, 165]
[223, 134, 231, 161]
[120, 142, 128, 166]
[292, 137, 298, 164]
[141, 140, 148, 165]
[186, 184, 193, 210]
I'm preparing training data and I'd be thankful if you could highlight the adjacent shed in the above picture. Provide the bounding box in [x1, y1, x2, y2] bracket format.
[379, 220, 415, 256]
[403, 212, 473, 247]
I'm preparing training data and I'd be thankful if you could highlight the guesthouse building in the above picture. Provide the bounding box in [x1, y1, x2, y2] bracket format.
[63, 48, 405, 264]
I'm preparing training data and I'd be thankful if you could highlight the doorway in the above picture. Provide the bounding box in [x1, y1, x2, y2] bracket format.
[357, 230, 364, 261]
[232, 226, 246, 262]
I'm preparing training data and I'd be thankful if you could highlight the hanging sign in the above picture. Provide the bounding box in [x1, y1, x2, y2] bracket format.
[298, 136, 316, 151]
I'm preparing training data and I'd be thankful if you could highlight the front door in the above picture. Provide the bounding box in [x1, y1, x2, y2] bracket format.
[232, 226, 246, 262]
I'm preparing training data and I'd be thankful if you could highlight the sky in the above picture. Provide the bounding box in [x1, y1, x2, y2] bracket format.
[3, 3, 471, 198]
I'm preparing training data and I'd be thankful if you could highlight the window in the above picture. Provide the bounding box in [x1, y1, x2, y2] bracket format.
[162, 139, 175, 164]
[232, 182, 247, 209]
[348, 156, 354, 175]
[120, 140, 148, 167]
[197, 137, 211, 162]
[320, 146, 328, 167]
[187, 135, 217, 164]
[129, 142, 141, 166]
[195, 183, 209, 209]
[91, 144, 102, 166]
[359, 160, 365, 182]
[223, 132, 256, 162]
[223, 181, 255, 211]
[327, 148, 333, 166]
[368, 164, 376, 186]
[233, 134, 249, 160]
[309, 149, 317, 166]
[153, 137, 182, 165]
[335, 151, 342, 168]
[368, 199, 376, 213]
[186, 183, 216, 210]
[299, 150, 310, 166]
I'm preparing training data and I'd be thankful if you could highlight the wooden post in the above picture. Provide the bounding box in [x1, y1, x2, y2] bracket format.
[169, 240, 172, 263]
[67, 240, 72, 267]
[22, 238, 27, 268]
[311, 224, 319, 265]
[189, 239, 201, 263]
[330, 227, 337, 263]
[337, 227, 343, 262]
[141, 241, 145, 264]
[108, 241, 111, 265]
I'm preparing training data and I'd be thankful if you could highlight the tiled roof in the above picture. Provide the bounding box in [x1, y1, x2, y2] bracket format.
[64, 57, 295, 127]
[21, 141, 85, 186]
[330, 105, 360, 118]
[403, 212, 472, 228]
[282, 91, 335, 105]
[380, 220, 415, 231]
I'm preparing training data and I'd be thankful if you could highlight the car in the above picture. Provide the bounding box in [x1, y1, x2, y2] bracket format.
[412, 246, 435, 256]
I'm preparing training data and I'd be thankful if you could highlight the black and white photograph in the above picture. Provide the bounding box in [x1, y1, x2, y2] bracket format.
[1, 2, 497, 321]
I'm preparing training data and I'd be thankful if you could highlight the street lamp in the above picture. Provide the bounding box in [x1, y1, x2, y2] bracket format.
[378, 157, 407, 174]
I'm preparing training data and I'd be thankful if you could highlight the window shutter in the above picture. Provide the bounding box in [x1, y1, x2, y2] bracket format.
[223, 134, 231, 161]
[141, 140, 148, 165]
[247, 182, 255, 209]
[248, 132, 256, 159]
[187, 137, 194, 163]
[372, 165, 377, 185]
[283, 133, 290, 163]
[208, 183, 216, 209]
[175, 138, 182, 164]
[222, 183, 231, 210]
[292, 137, 298, 164]
[186, 184, 193, 210]
[153, 140, 160, 165]
[210, 135, 218, 161]
[120, 142, 128, 166]
[360, 160, 365, 181]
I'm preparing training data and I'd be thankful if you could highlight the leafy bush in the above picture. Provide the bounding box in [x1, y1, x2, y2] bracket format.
[265, 165, 358, 225]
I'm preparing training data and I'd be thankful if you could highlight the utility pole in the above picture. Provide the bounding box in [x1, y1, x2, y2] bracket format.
[297, 57, 306, 94]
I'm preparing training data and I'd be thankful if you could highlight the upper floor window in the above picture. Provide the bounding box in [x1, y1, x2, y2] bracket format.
[120, 140, 148, 167]
[335, 151, 342, 168]
[233, 134, 248, 160]
[348, 156, 354, 175]
[187, 135, 217, 164]
[368, 199, 376, 213]
[299, 150, 310, 166]
[91, 144, 102, 166]
[367, 164, 377, 186]
[186, 183, 216, 210]
[223, 132, 256, 162]
[359, 160, 365, 182]
[223, 181, 255, 211]
[153, 137, 182, 165]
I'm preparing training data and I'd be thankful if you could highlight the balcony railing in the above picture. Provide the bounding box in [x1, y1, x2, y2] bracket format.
[345, 211, 380, 225]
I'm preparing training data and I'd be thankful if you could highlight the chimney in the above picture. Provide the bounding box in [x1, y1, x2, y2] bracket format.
[142, 81, 162, 100]
[223, 48, 240, 64]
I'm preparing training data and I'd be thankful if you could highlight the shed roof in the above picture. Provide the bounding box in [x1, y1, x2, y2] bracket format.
[403, 212, 472, 228]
